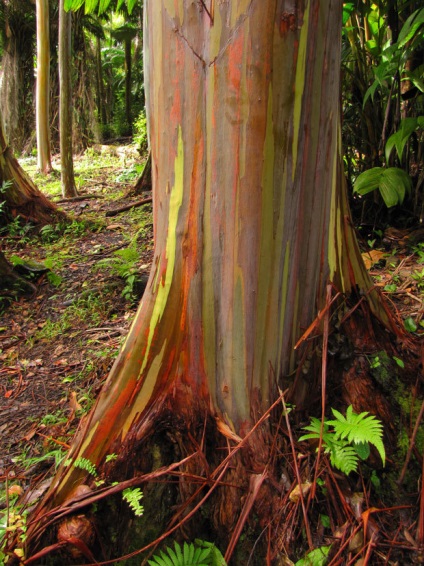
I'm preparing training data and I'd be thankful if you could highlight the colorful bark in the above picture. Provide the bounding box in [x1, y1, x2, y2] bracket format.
[36, 0, 52, 174]
[59, 0, 77, 197]
[26, 0, 392, 551]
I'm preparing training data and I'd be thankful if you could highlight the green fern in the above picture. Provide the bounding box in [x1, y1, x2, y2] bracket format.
[122, 487, 144, 517]
[326, 405, 385, 465]
[148, 540, 227, 566]
[299, 406, 385, 475]
[64, 457, 98, 477]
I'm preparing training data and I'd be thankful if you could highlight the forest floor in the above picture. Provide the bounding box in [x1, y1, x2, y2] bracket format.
[0, 146, 153, 490]
[1, 145, 424, 563]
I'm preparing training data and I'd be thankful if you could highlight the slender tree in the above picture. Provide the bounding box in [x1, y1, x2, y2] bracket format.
[23, 1, 406, 563]
[35, 0, 53, 174]
[111, 23, 138, 133]
[59, 0, 77, 197]
[0, 0, 36, 152]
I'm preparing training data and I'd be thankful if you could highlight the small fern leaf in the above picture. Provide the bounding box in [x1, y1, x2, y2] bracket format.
[194, 546, 212, 563]
[330, 444, 359, 475]
[327, 406, 385, 465]
[166, 542, 183, 566]
[148, 550, 172, 566]
[368, 436, 386, 466]
[183, 542, 191, 564]
[73, 457, 98, 477]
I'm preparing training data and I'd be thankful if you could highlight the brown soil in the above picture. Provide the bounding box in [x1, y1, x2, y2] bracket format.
[0, 164, 153, 490]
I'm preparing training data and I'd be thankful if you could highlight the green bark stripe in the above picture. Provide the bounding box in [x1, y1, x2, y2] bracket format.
[292, 0, 310, 180]
[139, 126, 184, 377]
[255, 85, 275, 382]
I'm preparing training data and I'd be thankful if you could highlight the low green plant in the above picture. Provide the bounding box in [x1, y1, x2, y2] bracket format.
[122, 487, 144, 517]
[353, 167, 412, 208]
[412, 267, 424, 290]
[133, 110, 148, 154]
[65, 456, 98, 477]
[0, 493, 27, 563]
[299, 405, 385, 475]
[295, 545, 331, 566]
[40, 411, 67, 426]
[15, 448, 66, 470]
[0, 180, 12, 216]
[404, 316, 418, 333]
[115, 164, 143, 183]
[412, 243, 424, 264]
[96, 243, 140, 300]
[385, 116, 424, 165]
[148, 540, 227, 566]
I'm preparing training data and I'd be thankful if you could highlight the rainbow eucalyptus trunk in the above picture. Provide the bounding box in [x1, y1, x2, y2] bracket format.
[59, 0, 77, 197]
[36, 0, 52, 174]
[25, 0, 393, 562]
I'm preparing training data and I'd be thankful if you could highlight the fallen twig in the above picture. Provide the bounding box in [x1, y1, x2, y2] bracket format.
[105, 197, 152, 217]
[54, 194, 104, 203]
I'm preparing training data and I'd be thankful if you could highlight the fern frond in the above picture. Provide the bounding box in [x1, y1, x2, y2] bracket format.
[327, 406, 385, 466]
[122, 487, 144, 517]
[183, 542, 192, 564]
[72, 457, 98, 477]
[148, 540, 219, 566]
[329, 444, 359, 475]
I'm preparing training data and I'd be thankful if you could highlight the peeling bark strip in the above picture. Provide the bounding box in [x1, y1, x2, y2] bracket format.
[26, 0, 392, 555]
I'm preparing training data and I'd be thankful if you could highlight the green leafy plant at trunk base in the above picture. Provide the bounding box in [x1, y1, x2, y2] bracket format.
[299, 405, 385, 475]
[353, 167, 412, 208]
[148, 540, 227, 566]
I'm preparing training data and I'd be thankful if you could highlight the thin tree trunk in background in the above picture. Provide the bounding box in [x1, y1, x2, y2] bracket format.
[24, 1, 396, 561]
[124, 37, 132, 132]
[59, 0, 77, 197]
[36, 0, 52, 174]
[96, 34, 107, 128]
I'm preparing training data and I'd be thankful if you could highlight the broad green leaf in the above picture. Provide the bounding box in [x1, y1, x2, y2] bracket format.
[367, 7, 383, 39]
[365, 39, 379, 57]
[353, 168, 383, 196]
[396, 118, 418, 161]
[374, 61, 391, 85]
[385, 131, 401, 163]
[418, 116, 424, 129]
[402, 72, 424, 94]
[354, 441, 370, 460]
[295, 545, 331, 566]
[363, 80, 379, 107]
[398, 8, 424, 48]
[342, 3, 354, 25]
[393, 356, 404, 368]
[404, 317, 418, 332]
[379, 168, 412, 207]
